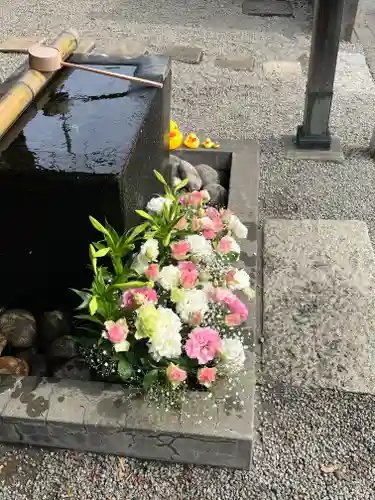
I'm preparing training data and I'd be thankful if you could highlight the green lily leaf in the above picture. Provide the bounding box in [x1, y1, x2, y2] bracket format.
[89, 216, 110, 236]
[89, 296, 98, 315]
[74, 314, 104, 326]
[95, 247, 110, 258]
[136, 210, 155, 223]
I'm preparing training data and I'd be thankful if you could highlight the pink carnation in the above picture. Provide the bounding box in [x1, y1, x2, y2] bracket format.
[145, 263, 159, 280]
[178, 261, 199, 288]
[104, 319, 128, 344]
[171, 240, 191, 260]
[197, 367, 216, 387]
[122, 287, 157, 308]
[210, 288, 248, 324]
[185, 327, 221, 364]
[205, 207, 224, 232]
[167, 364, 187, 386]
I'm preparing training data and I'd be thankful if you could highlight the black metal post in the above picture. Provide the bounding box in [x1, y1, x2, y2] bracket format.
[296, 0, 345, 150]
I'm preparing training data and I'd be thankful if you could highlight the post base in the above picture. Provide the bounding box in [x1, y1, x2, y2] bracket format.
[283, 135, 344, 163]
[296, 125, 332, 150]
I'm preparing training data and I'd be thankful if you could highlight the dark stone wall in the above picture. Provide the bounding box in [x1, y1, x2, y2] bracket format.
[0, 55, 171, 312]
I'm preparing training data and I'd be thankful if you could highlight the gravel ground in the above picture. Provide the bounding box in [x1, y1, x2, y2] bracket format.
[1, 0, 375, 498]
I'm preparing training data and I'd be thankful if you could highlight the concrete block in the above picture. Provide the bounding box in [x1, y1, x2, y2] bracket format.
[263, 219, 375, 394]
[283, 135, 344, 163]
[242, 0, 293, 17]
[163, 45, 203, 64]
[215, 56, 255, 72]
[0, 140, 260, 469]
[0, 37, 45, 53]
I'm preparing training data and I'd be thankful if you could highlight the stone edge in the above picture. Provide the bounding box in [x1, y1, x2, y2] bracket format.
[0, 140, 260, 469]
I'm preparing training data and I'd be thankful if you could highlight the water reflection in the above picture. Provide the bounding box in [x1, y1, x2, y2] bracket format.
[0, 64, 151, 174]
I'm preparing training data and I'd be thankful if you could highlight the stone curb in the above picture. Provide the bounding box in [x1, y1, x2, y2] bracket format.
[0, 140, 260, 469]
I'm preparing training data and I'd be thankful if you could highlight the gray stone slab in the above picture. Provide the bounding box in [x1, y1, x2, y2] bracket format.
[283, 135, 344, 163]
[263, 219, 375, 394]
[242, 0, 293, 17]
[0, 37, 45, 53]
[215, 56, 255, 72]
[100, 39, 147, 58]
[163, 45, 203, 64]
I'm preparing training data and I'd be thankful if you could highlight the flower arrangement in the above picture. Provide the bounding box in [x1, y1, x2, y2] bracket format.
[73, 171, 254, 392]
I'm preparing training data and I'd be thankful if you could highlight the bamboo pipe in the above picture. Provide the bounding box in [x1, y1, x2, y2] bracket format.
[28, 46, 163, 89]
[0, 29, 79, 141]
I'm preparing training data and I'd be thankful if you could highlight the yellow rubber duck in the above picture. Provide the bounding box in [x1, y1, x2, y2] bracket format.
[202, 138, 214, 149]
[184, 132, 200, 149]
[169, 120, 183, 150]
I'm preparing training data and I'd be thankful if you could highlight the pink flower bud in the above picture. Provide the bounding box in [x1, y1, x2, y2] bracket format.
[197, 367, 216, 387]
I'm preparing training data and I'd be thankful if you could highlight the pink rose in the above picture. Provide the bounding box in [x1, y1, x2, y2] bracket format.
[216, 236, 232, 254]
[203, 229, 216, 240]
[174, 216, 187, 230]
[197, 367, 216, 387]
[185, 327, 221, 364]
[226, 269, 236, 285]
[180, 191, 205, 207]
[224, 313, 243, 327]
[192, 216, 202, 232]
[122, 287, 157, 308]
[189, 311, 203, 326]
[178, 261, 199, 288]
[167, 363, 187, 386]
[104, 319, 128, 344]
[145, 263, 159, 280]
[171, 240, 191, 260]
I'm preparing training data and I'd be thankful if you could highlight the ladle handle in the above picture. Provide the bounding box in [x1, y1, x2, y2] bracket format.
[61, 61, 163, 88]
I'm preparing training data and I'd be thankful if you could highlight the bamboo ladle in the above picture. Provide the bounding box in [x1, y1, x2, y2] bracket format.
[28, 45, 163, 88]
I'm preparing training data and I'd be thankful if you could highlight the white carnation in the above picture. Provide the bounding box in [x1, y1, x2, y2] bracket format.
[158, 265, 180, 290]
[140, 238, 159, 262]
[175, 289, 208, 323]
[219, 337, 246, 374]
[226, 235, 241, 255]
[229, 269, 251, 291]
[147, 196, 172, 214]
[228, 215, 248, 239]
[148, 307, 182, 361]
[186, 234, 212, 256]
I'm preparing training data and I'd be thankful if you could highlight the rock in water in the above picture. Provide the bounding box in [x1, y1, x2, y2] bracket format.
[205, 183, 228, 207]
[40, 310, 70, 344]
[53, 357, 91, 381]
[0, 356, 29, 376]
[48, 336, 78, 359]
[0, 310, 37, 348]
[195, 164, 220, 186]
[169, 155, 202, 191]
[178, 160, 202, 191]
[17, 348, 49, 377]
